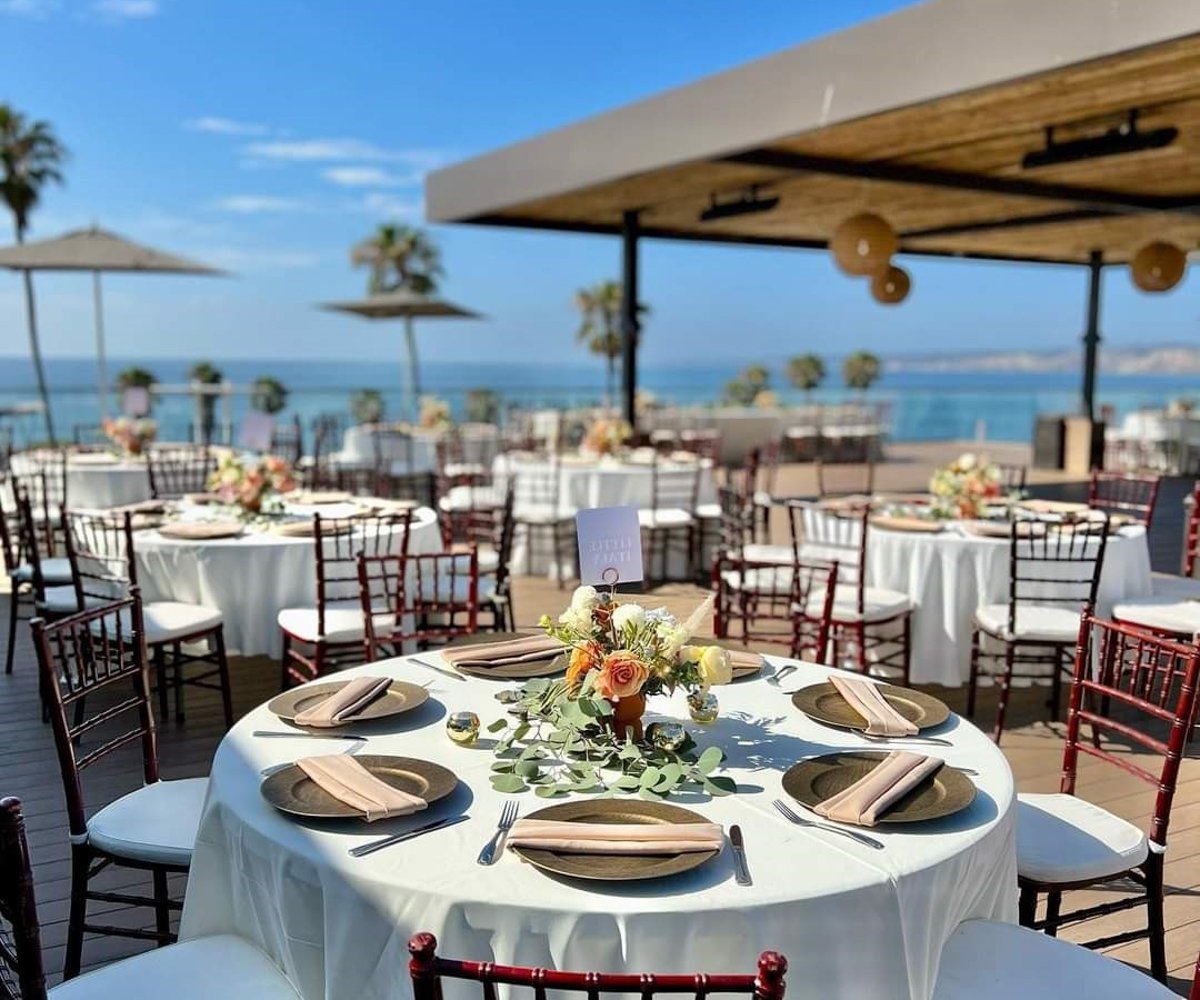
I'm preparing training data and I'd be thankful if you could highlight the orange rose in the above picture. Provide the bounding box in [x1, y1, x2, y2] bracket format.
[565, 642, 600, 690]
[593, 650, 649, 701]
[592, 602, 614, 628]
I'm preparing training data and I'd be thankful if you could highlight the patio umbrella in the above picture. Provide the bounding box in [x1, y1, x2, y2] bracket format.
[318, 289, 482, 421]
[0, 226, 224, 419]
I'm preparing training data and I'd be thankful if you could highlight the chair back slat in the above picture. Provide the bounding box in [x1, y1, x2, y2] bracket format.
[31, 594, 159, 840]
[0, 799, 47, 1000]
[1087, 470, 1161, 529]
[64, 510, 136, 606]
[270, 417, 303, 466]
[358, 549, 479, 658]
[147, 446, 215, 500]
[797, 502, 868, 608]
[0, 477, 23, 572]
[374, 429, 415, 476]
[1184, 480, 1200, 578]
[1007, 519, 1108, 632]
[651, 454, 701, 512]
[1064, 613, 1200, 850]
[315, 513, 413, 629]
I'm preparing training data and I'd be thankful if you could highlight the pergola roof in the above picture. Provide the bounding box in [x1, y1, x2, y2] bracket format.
[426, 0, 1200, 266]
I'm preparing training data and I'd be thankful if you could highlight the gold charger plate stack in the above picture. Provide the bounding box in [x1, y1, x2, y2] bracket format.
[782, 751, 976, 825]
[158, 520, 244, 540]
[869, 515, 944, 534]
[267, 678, 428, 725]
[791, 681, 950, 732]
[510, 800, 721, 881]
[442, 631, 567, 679]
[261, 755, 457, 820]
[272, 518, 355, 537]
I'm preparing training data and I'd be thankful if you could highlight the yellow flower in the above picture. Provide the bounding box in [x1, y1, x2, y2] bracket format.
[695, 646, 733, 688]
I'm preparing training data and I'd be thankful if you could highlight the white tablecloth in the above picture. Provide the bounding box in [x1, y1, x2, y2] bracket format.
[11, 453, 153, 509]
[180, 658, 1016, 1000]
[336, 426, 499, 474]
[132, 508, 442, 657]
[865, 523, 1152, 686]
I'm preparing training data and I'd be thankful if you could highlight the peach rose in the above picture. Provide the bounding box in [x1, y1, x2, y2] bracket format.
[565, 642, 601, 690]
[593, 650, 649, 701]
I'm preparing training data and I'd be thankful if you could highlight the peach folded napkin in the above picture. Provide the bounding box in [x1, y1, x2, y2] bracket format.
[829, 675, 919, 737]
[441, 635, 566, 670]
[507, 819, 724, 854]
[815, 751, 942, 827]
[293, 676, 391, 727]
[726, 649, 765, 676]
[295, 755, 426, 822]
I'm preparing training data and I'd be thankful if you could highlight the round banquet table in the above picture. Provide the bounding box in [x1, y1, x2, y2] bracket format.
[179, 657, 1016, 1000]
[11, 452, 153, 509]
[132, 507, 443, 657]
[863, 521, 1153, 687]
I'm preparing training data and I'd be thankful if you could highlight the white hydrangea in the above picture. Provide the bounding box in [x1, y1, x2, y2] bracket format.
[570, 585, 599, 610]
[612, 603, 646, 632]
[557, 605, 593, 632]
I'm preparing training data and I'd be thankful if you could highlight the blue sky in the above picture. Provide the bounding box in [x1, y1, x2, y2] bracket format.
[0, 0, 1194, 367]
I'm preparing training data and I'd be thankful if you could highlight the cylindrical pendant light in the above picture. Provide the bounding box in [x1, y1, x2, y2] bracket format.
[830, 213, 897, 276]
[1130, 241, 1186, 292]
[871, 264, 911, 304]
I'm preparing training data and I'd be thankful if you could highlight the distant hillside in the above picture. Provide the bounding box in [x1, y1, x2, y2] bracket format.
[886, 344, 1200, 375]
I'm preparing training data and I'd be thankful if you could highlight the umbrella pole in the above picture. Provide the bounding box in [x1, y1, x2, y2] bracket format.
[405, 315, 421, 422]
[93, 271, 109, 420]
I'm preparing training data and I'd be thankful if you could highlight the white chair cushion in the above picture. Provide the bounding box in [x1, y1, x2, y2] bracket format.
[695, 502, 721, 520]
[1017, 792, 1148, 884]
[477, 545, 500, 574]
[1150, 571, 1200, 601]
[13, 556, 73, 585]
[143, 601, 224, 644]
[752, 490, 773, 508]
[974, 603, 1081, 641]
[515, 503, 573, 524]
[743, 543, 795, 565]
[50, 933, 302, 999]
[810, 584, 911, 623]
[721, 566, 794, 594]
[1113, 595, 1200, 635]
[638, 507, 694, 528]
[439, 484, 503, 512]
[277, 605, 393, 644]
[37, 585, 80, 615]
[933, 918, 1173, 1000]
[87, 777, 208, 867]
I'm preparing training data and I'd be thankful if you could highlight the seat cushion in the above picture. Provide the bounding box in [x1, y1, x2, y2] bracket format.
[638, 507, 694, 528]
[810, 584, 911, 623]
[1150, 571, 1200, 601]
[13, 556, 73, 585]
[1017, 792, 1148, 884]
[50, 933, 302, 999]
[721, 566, 794, 595]
[743, 543, 795, 565]
[515, 503, 573, 524]
[974, 603, 1081, 641]
[37, 585, 81, 615]
[439, 484, 503, 512]
[695, 502, 721, 520]
[87, 777, 208, 867]
[1113, 595, 1200, 635]
[144, 601, 224, 644]
[277, 605, 392, 644]
[933, 919, 1173, 1000]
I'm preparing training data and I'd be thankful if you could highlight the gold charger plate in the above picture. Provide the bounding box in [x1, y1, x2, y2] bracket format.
[961, 521, 1011, 538]
[443, 631, 567, 679]
[261, 754, 456, 820]
[183, 492, 224, 505]
[267, 678, 428, 725]
[791, 681, 950, 732]
[870, 515, 943, 534]
[1017, 499, 1090, 516]
[510, 799, 721, 881]
[158, 520, 244, 540]
[294, 490, 353, 504]
[782, 751, 976, 825]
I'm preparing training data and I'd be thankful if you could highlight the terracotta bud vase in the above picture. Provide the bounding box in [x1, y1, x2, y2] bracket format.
[608, 692, 646, 743]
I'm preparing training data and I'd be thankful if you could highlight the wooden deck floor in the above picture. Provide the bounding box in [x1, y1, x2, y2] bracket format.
[2, 442, 1196, 994]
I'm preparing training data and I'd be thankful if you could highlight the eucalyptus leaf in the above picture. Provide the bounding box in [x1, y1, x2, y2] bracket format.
[535, 785, 566, 798]
[697, 746, 724, 775]
[515, 760, 541, 779]
[703, 775, 737, 796]
[490, 773, 528, 794]
[487, 719, 508, 734]
[639, 765, 662, 790]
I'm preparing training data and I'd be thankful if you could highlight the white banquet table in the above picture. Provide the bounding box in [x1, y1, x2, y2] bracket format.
[132, 507, 442, 657]
[864, 522, 1153, 687]
[11, 452, 153, 509]
[180, 657, 1016, 1000]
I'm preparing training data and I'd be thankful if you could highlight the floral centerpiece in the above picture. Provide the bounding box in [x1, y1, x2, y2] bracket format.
[929, 452, 1003, 519]
[102, 417, 156, 457]
[581, 417, 632, 457]
[418, 395, 453, 431]
[484, 588, 737, 800]
[209, 453, 297, 514]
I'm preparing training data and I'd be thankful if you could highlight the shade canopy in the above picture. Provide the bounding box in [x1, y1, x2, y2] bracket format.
[319, 290, 481, 320]
[0, 226, 224, 274]
[426, 0, 1200, 266]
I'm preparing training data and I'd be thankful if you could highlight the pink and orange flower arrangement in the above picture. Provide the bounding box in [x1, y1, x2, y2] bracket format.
[209, 453, 297, 513]
[102, 417, 156, 456]
[929, 452, 1004, 519]
[580, 417, 632, 457]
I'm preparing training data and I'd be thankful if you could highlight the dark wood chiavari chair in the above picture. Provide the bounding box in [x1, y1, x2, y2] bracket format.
[408, 933, 788, 1000]
[357, 548, 479, 660]
[997, 463, 1028, 493]
[439, 483, 516, 632]
[373, 427, 414, 476]
[750, 438, 781, 542]
[1015, 612, 1200, 984]
[968, 518, 1109, 742]
[511, 453, 575, 589]
[1184, 480, 1200, 579]
[640, 453, 702, 584]
[146, 446, 217, 501]
[1088, 470, 1161, 529]
[11, 453, 67, 556]
[0, 794, 303, 999]
[269, 416, 304, 466]
[62, 509, 233, 728]
[278, 511, 414, 688]
[814, 449, 876, 501]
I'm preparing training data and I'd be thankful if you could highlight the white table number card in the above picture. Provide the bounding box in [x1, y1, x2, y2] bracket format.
[121, 386, 150, 417]
[239, 412, 275, 453]
[575, 505, 644, 586]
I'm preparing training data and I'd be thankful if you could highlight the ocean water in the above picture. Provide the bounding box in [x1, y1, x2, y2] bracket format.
[0, 356, 1189, 448]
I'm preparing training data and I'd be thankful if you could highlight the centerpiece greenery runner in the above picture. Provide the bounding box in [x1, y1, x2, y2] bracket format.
[487, 588, 738, 800]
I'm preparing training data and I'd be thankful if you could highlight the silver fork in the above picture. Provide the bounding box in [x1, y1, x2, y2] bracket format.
[477, 800, 519, 865]
[772, 799, 885, 850]
[856, 732, 954, 747]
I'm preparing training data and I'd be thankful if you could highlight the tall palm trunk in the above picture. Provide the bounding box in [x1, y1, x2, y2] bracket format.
[17, 228, 55, 443]
[404, 315, 421, 422]
[605, 354, 616, 409]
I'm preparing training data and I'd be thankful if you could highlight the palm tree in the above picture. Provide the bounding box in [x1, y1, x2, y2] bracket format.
[842, 350, 882, 397]
[723, 364, 771, 406]
[0, 105, 66, 443]
[574, 281, 648, 405]
[351, 223, 443, 295]
[250, 376, 288, 415]
[787, 354, 825, 397]
[188, 361, 223, 444]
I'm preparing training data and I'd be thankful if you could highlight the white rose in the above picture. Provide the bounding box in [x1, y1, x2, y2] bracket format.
[958, 452, 977, 471]
[612, 604, 646, 632]
[661, 626, 690, 658]
[557, 605, 592, 632]
[696, 646, 733, 688]
[570, 585, 599, 610]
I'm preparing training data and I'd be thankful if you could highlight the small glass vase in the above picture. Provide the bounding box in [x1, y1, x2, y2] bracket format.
[687, 691, 719, 725]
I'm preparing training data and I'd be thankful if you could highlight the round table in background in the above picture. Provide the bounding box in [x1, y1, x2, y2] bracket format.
[10, 452, 153, 509]
[179, 657, 1016, 1000]
[132, 507, 442, 657]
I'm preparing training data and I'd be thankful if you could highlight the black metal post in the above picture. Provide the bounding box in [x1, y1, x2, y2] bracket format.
[620, 210, 640, 430]
[1081, 249, 1103, 421]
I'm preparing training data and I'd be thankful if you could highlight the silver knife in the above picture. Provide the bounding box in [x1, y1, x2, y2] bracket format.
[729, 825, 752, 886]
[348, 814, 470, 858]
[252, 730, 365, 741]
[410, 655, 468, 681]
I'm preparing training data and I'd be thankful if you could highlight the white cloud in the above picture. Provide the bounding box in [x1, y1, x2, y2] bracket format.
[322, 165, 417, 188]
[186, 116, 271, 137]
[0, 0, 58, 16]
[193, 246, 322, 271]
[92, 0, 158, 19]
[357, 192, 423, 220]
[244, 137, 444, 169]
[210, 195, 308, 214]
